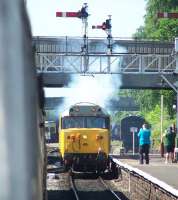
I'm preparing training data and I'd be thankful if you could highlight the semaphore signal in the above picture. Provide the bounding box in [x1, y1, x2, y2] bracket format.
[92, 15, 112, 54]
[157, 12, 178, 19]
[56, 3, 89, 72]
[56, 5, 88, 19]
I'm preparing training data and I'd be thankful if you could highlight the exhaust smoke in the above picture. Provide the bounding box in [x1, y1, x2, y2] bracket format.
[45, 43, 127, 113]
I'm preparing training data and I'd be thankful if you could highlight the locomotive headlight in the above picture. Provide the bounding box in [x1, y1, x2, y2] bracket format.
[82, 135, 87, 139]
[91, 107, 96, 112]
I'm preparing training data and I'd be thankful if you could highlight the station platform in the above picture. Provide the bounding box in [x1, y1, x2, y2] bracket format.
[118, 154, 178, 190]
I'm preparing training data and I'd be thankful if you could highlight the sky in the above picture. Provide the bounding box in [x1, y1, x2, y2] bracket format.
[27, 0, 146, 38]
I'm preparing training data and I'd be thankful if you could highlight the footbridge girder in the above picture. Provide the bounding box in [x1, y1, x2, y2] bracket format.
[42, 73, 178, 89]
[34, 36, 178, 89]
[36, 53, 176, 74]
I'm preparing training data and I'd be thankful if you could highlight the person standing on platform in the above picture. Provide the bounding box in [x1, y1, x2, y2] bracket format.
[163, 126, 176, 163]
[138, 123, 151, 164]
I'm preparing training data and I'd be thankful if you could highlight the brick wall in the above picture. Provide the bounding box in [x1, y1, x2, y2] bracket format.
[113, 167, 178, 200]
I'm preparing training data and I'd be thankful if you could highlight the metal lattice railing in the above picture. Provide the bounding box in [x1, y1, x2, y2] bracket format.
[35, 53, 176, 74]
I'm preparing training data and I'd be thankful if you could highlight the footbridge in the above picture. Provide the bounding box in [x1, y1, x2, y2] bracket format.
[34, 36, 178, 89]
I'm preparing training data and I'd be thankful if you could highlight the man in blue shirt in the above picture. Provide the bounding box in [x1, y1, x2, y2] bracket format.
[138, 123, 151, 164]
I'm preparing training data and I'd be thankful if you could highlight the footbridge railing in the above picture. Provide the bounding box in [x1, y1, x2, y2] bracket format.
[34, 36, 176, 75]
[35, 53, 176, 74]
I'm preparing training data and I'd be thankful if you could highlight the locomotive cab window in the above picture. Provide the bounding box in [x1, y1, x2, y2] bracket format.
[62, 116, 109, 129]
[86, 117, 108, 128]
[62, 117, 85, 128]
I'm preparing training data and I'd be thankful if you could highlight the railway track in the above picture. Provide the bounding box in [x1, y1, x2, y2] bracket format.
[47, 148, 127, 200]
[98, 176, 124, 200]
[70, 172, 128, 200]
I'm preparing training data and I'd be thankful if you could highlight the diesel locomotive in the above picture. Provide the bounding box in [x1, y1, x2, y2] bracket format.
[59, 103, 111, 172]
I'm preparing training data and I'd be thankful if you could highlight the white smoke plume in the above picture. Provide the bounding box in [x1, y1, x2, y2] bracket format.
[64, 74, 121, 107]
[45, 43, 127, 113]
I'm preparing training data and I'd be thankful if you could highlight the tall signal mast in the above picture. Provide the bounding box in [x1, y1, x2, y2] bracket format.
[92, 15, 112, 54]
[157, 12, 178, 19]
[92, 15, 112, 72]
[56, 3, 89, 72]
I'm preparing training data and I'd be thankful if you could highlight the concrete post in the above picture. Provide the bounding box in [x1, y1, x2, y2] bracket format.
[160, 94, 164, 157]
[175, 38, 178, 160]
[176, 93, 178, 160]
[132, 131, 135, 156]
[175, 38, 178, 72]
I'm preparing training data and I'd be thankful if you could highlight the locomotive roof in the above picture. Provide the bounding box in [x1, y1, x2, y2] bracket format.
[61, 103, 109, 117]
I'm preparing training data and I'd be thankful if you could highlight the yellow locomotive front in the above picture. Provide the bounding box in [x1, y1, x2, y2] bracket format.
[59, 103, 110, 172]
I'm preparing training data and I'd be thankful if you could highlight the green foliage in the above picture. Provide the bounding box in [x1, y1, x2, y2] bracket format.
[155, 19, 178, 40]
[134, 0, 178, 40]
[162, 90, 176, 119]
[114, 89, 176, 148]
[144, 104, 175, 147]
[121, 0, 178, 148]
[117, 89, 162, 113]
[133, 26, 147, 39]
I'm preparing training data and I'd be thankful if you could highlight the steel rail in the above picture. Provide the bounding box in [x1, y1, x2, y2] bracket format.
[98, 176, 122, 200]
[69, 173, 80, 200]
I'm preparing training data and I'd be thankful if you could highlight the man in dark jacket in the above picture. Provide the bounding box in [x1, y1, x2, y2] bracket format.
[138, 123, 151, 164]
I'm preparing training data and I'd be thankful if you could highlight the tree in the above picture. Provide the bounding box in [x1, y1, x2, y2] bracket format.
[132, 0, 177, 119]
[134, 0, 178, 40]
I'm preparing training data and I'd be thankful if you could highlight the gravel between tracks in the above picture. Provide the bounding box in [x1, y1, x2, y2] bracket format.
[47, 172, 70, 191]
[74, 178, 105, 191]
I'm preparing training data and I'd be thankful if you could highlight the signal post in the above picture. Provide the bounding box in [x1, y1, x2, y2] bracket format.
[92, 15, 112, 72]
[56, 3, 89, 72]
